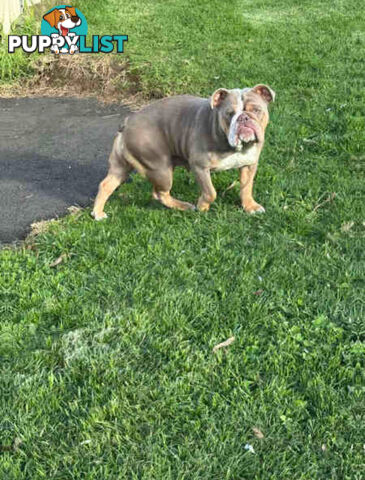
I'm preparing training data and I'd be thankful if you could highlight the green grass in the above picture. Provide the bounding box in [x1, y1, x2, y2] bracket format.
[1, 0, 364, 478]
[0, 3, 40, 83]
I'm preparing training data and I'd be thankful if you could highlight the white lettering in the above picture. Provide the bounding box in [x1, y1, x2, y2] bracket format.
[8, 36, 22, 53]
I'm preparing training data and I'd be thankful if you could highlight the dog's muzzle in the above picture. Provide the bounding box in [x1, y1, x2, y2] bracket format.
[228, 112, 258, 149]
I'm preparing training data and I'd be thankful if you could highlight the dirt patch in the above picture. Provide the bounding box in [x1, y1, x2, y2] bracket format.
[26, 218, 57, 241]
[0, 54, 146, 108]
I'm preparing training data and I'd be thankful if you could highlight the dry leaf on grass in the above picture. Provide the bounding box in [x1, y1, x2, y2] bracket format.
[212, 336, 235, 353]
[0, 437, 22, 452]
[49, 253, 67, 268]
[12, 437, 23, 451]
[341, 221, 354, 233]
[252, 427, 264, 439]
[67, 205, 82, 215]
[313, 192, 336, 212]
[253, 289, 264, 296]
[28, 219, 56, 239]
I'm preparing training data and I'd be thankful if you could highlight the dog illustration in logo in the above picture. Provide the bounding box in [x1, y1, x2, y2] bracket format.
[43, 6, 82, 54]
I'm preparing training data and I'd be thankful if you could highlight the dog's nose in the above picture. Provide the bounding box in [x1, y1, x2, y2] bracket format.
[237, 113, 250, 123]
[71, 15, 79, 22]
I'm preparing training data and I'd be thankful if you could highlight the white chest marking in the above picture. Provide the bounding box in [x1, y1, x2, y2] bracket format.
[213, 146, 258, 172]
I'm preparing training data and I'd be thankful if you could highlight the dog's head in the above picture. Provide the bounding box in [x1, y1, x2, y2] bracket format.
[43, 7, 81, 35]
[211, 85, 275, 149]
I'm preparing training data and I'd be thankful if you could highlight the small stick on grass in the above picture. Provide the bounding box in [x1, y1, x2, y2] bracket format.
[213, 336, 235, 353]
[313, 192, 336, 212]
[49, 253, 67, 268]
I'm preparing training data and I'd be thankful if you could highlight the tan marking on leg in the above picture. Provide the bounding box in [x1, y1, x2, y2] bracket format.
[92, 174, 122, 220]
[153, 190, 195, 211]
[148, 165, 195, 211]
[194, 167, 217, 212]
[92, 132, 133, 220]
[240, 164, 265, 213]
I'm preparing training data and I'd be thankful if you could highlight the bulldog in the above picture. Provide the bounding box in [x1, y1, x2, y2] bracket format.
[92, 84, 275, 220]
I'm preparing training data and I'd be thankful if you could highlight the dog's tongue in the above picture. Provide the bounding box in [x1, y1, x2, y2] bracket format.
[61, 26, 69, 36]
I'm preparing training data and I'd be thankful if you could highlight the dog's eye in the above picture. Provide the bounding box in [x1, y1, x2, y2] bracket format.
[253, 107, 262, 114]
[59, 15, 64, 20]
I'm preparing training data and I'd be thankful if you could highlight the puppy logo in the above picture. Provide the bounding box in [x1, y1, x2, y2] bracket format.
[41, 5, 88, 54]
[8, 6, 127, 55]
[43, 6, 81, 36]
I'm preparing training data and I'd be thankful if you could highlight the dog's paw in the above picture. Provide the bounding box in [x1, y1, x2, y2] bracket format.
[197, 202, 210, 212]
[243, 202, 265, 214]
[91, 211, 108, 221]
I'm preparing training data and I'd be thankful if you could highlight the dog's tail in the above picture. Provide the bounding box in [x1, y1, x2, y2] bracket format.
[118, 115, 129, 133]
[112, 117, 145, 178]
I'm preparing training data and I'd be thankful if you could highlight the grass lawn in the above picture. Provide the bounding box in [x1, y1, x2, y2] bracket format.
[1, 0, 364, 478]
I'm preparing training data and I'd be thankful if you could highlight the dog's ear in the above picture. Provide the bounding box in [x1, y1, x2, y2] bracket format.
[43, 9, 60, 28]
[211, 88, 229, 109]
[251, 84, 275, 103]
[65, 6, 77, 17]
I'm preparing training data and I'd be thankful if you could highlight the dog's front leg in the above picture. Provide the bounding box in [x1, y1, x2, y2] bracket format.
[193, 166, 217, 212]
[240, 164, 265, 214]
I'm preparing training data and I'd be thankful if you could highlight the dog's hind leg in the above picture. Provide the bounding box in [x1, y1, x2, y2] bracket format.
[92, 172, 125, 220]
[92, 132, 132, 220]
[149, 166, 196, 211]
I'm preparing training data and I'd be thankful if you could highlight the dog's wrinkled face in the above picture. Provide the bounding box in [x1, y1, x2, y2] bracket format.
[211, 85, 275, 149]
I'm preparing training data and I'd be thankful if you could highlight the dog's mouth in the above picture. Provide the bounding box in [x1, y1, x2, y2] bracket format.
[237, 120, 257, 143]
[228, 112, 259, 148]
[60, 17, 80, 35]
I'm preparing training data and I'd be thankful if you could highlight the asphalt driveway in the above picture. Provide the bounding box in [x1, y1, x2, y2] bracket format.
[0, 97, 130, 243]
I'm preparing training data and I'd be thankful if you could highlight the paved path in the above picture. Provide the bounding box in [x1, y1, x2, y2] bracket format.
[0, 97, 130, 243]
